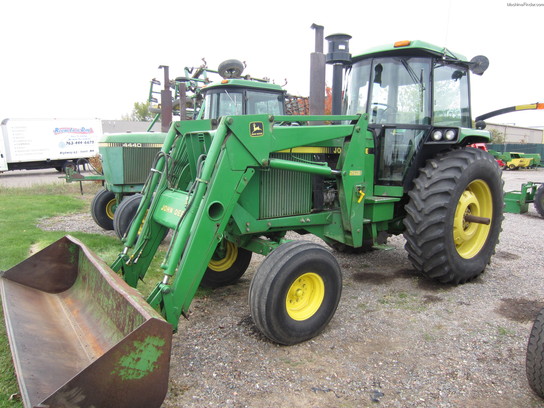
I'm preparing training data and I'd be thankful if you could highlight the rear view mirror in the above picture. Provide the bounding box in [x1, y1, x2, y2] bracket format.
[469, 55, 489, 75]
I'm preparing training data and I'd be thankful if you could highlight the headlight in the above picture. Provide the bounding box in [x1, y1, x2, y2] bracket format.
[445, 129, 456, 141]
[431, 130, 443, 141]
[428, 128, 457, 143]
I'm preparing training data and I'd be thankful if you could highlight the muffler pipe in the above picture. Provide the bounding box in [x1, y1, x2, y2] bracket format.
[326, 33, 352, 115]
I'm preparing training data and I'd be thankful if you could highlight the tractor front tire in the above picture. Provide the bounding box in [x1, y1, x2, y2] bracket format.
[249, 241, 342, 345]
[527, 307, 544, 398]
[403, 148, 503, 284]
[90, 188, 117, 230]
[113, 194, 141, 239]
[534, 184, 544, 218]
[201, 241, 252, 288]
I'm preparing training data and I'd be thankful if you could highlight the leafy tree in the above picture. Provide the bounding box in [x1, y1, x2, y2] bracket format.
[489, 128, 505, 144]
[122, 101, 153, 121]
[324, 86, 332, 115]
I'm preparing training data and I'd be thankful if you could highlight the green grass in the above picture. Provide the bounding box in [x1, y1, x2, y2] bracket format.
[497, 326, 515, 337]
[0, 184, 123, 407]
[377, 291, 427, 312]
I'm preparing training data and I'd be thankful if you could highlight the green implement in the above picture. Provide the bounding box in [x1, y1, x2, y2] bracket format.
[504, 182, 544, 216]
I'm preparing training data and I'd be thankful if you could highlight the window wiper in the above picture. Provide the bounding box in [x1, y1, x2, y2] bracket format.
[224, 90, 235, 103]
[401, 59, 425, 112]
[401, 59, 425, 91]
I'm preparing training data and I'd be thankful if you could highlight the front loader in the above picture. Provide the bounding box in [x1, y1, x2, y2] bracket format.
[1, 39, 504, 407]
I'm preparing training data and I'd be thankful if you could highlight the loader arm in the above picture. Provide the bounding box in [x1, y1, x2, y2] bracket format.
[113, 113, 372, 330]
[475, 102, 544, 122]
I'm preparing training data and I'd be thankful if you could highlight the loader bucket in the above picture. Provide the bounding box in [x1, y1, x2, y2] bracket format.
[0, 235, 172, 408]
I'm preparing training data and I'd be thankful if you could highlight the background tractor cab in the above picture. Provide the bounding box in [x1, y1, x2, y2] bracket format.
[343, 40, 489, 192]
[149, 60, 287, 124]
[200, 79, 286, 119]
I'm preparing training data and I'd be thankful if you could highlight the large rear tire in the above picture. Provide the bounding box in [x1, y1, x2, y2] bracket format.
[90, 188, 117, 230]
[201, 241, 252, 288]
[249, 241, 342, 345]
[527, 307, 544, 398]
[534, 184, 544, 218]
[403, 148, 503, 284]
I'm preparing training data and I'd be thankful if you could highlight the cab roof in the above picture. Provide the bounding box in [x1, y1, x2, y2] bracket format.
[352, 40, 468, 63]
[202, 79, 285, 92]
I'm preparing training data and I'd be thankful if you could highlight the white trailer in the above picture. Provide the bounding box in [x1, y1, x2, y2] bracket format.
[0, 118, 102, 172]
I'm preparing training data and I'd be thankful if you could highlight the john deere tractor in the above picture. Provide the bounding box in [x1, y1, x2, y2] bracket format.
[1, 39, 503, 408]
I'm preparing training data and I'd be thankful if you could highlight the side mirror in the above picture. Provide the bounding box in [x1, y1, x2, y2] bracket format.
[475, 120, 486, 130]
[469, 55, 489, 76]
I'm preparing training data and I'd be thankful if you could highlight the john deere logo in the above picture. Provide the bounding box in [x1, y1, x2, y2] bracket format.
[250, 122, 264, 137]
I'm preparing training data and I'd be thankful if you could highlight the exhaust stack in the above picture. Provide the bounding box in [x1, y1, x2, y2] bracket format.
[326, 33, 352, 115]
[309, 24, 326, 115]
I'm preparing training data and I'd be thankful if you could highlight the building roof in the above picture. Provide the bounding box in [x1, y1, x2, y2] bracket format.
[102, 120, 157, 134]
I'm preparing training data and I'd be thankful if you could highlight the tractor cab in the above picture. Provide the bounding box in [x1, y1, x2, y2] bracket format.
[200, 79, 286, 119]
[344, 40, 489, 192]
[148, 60, 287, 123]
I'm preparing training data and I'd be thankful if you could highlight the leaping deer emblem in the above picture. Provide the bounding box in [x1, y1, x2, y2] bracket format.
[250, 122, 264, 137]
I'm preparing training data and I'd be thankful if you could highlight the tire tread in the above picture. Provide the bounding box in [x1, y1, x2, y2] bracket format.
[403, 148, 503, 284]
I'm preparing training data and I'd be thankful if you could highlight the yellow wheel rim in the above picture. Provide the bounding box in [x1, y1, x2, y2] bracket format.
[208, 241, 238, 272]
[285, 273, 325, 321]
[453, 179, 492, 259]
[105, 198, 117, 220]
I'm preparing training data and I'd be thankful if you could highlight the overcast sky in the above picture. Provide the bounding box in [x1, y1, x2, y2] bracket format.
[1, 0, 542, 127]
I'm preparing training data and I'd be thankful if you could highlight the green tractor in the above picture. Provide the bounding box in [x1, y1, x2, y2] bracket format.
[1, 39, 503, 407]
[90, 61, 288, 238]
[89, 132, 167, 232]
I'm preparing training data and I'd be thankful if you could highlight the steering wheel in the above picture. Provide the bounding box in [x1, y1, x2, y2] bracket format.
[371, 102, 394, 111]
[371, 102, 395, 123]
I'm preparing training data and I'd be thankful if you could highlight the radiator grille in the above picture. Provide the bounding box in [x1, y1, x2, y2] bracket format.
[259, 153, 313, 219]
[122, 147, 160, 184]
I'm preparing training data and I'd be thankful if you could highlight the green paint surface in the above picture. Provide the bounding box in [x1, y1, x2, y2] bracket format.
[113, 336, 165, 380]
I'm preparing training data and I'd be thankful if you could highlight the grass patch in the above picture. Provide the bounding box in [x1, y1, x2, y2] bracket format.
[357, 302, 369, 310]
[422, 332, 435, 342]
[497, 326, 515, 337]
[378, 291, 427, 312]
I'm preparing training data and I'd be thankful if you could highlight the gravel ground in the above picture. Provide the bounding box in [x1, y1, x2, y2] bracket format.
[37, 168, 544, 408]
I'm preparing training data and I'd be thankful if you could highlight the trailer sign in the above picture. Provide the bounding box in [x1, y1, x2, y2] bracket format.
[54, 126, 95, 135]
[0, 118, 102, 172]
